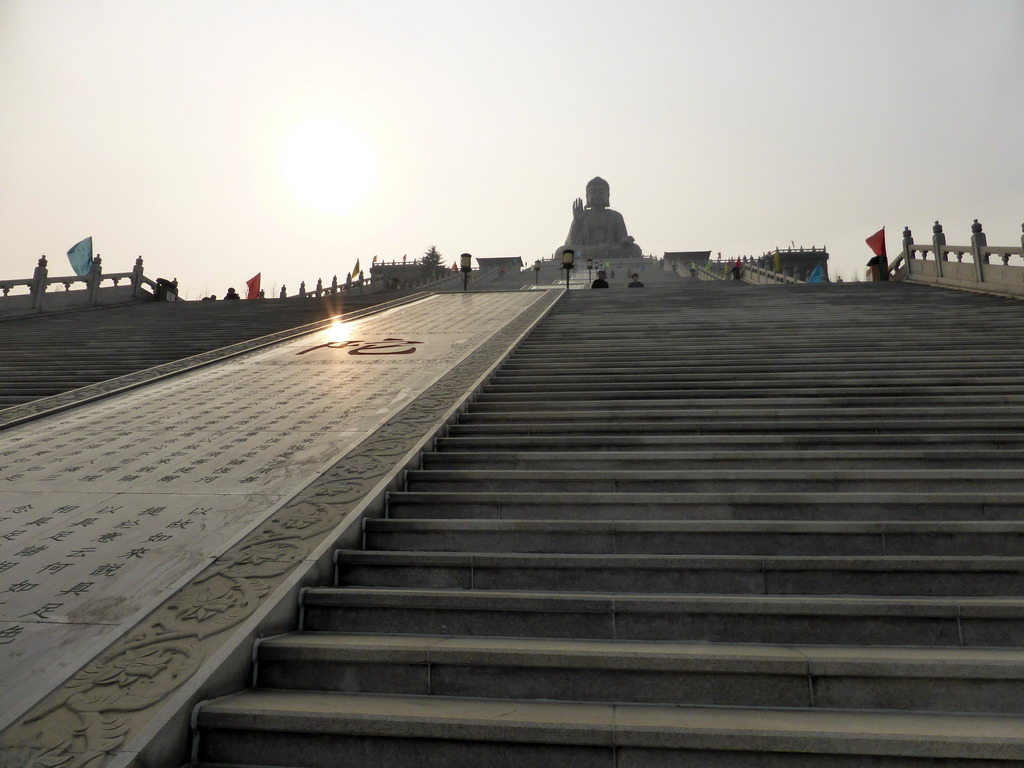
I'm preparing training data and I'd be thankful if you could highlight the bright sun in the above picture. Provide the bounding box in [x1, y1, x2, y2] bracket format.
[280, 116, 378, 215]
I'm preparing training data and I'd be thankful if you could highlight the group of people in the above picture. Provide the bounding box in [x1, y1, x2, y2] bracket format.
[201, 287, 242, 301]
[591, 271, 644, 289]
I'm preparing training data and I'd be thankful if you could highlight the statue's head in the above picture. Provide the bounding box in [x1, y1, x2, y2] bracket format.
[585, 177, 610, 208]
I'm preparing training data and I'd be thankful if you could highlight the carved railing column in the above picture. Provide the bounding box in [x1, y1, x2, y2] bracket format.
[299, 281, 306, 298]
[32, 255, 48, 310]
[279, 285, 287, 299]
[132, 256, 145, 297]
[315, 278, 323, 298]
[931, 221, 946, 279]
[970, 219, 987, 283]
[902, 226, 914, 262]
[88, 255, 103, 304]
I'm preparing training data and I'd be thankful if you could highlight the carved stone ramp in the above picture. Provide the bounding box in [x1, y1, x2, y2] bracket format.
[0, 290, 561, 768]
[191, 281, 1024, 766]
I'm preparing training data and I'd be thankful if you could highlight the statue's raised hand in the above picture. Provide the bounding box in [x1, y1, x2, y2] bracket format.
[572, 197, 586, 222]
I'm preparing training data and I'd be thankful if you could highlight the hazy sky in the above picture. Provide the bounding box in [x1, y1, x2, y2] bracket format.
[2, 0, 1022, 297]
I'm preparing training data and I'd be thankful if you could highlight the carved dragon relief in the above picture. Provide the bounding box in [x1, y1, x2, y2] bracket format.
[0, 290, 557, 768]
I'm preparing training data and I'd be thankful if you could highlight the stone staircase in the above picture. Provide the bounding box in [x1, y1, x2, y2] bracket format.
[190, 281, 1024, 766]
[0, 293, 417, 412]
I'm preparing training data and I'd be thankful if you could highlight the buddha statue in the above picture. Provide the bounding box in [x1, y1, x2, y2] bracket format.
[562, 177, 641, 258]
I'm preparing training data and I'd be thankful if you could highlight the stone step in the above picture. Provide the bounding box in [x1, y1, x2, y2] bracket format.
[481, 374, 1024, 389]
[494, 366, 1023, 381]
[384, 491, 1024, 521]
[505, 334, 1024, 348]
[422, 448, 1024, 470]
[299, 587, 1024, 647]
[471, 390, 1024, 406]
[402, 468, 1024, 494]
[445, 417, 1024, 435]
[363, 519, 1024, 557]
[193, 690, 1024, 766]
[253, 633, 1024, 714]
[497, 353, 1024, 370]
[459, 406, 1024, 422]
[335, 550, 1024, 597]
[434, 433, 1024, 452]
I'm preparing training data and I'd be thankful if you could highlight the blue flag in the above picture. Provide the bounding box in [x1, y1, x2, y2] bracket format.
[67, 237, 93, 276]
[807, 263, 824, 283]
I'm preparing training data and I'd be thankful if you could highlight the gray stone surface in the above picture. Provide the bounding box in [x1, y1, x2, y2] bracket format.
[0, 290, 559, 765]
[190, 280, 1024, 766]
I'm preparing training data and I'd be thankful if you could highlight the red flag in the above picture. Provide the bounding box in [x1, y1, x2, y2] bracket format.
[372, 255, 378, 264]
[402, 254, 407, 263]
[245, 273, 261, 299]
[866, 228, 886, 257]
[452, 261, 459, 272]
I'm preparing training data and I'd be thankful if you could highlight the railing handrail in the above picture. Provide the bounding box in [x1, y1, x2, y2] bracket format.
[895, 219, 1024, 298]
[0, 256, 170, 316]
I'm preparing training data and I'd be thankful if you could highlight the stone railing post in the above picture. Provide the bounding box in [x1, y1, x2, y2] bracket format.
[902, 226, 914, 261]
[31, 255, 48, 310]
[315, 278, 323, 298]
[970, 219, 987, 283]
[88, 255, 103, 305]
[345, 272, 352, 293]
[279, 285, 287, 299]
[132, 256, 145, 297]
[331, 275, 338, 295]
[931, 221, 946, 279]
[299, 281, 306, 298]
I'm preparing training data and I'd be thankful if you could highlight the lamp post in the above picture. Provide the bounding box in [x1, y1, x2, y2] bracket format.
[460, 253, 473, 291]
[533, 259, 541, 286]
[586, 258, 593, 285]
[561, 249, 575, 290]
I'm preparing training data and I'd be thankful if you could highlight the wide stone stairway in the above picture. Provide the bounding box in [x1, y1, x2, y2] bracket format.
[191, 280, 1024, 766]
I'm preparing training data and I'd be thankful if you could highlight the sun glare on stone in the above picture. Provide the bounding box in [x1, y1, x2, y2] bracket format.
[281, 117, 378, 215]
[324, 321, 350, 344]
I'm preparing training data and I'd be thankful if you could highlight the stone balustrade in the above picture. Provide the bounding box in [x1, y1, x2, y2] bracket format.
[290, 265, 505, 299]
[0, 255, 172, 317]
[891, 220, 1024, 298]
[689, 257, 806, 284]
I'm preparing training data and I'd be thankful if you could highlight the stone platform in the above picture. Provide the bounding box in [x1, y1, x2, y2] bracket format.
[0, 289, 560, 766]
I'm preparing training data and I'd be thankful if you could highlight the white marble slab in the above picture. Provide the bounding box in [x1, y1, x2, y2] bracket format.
[0, 291, 547, 729]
